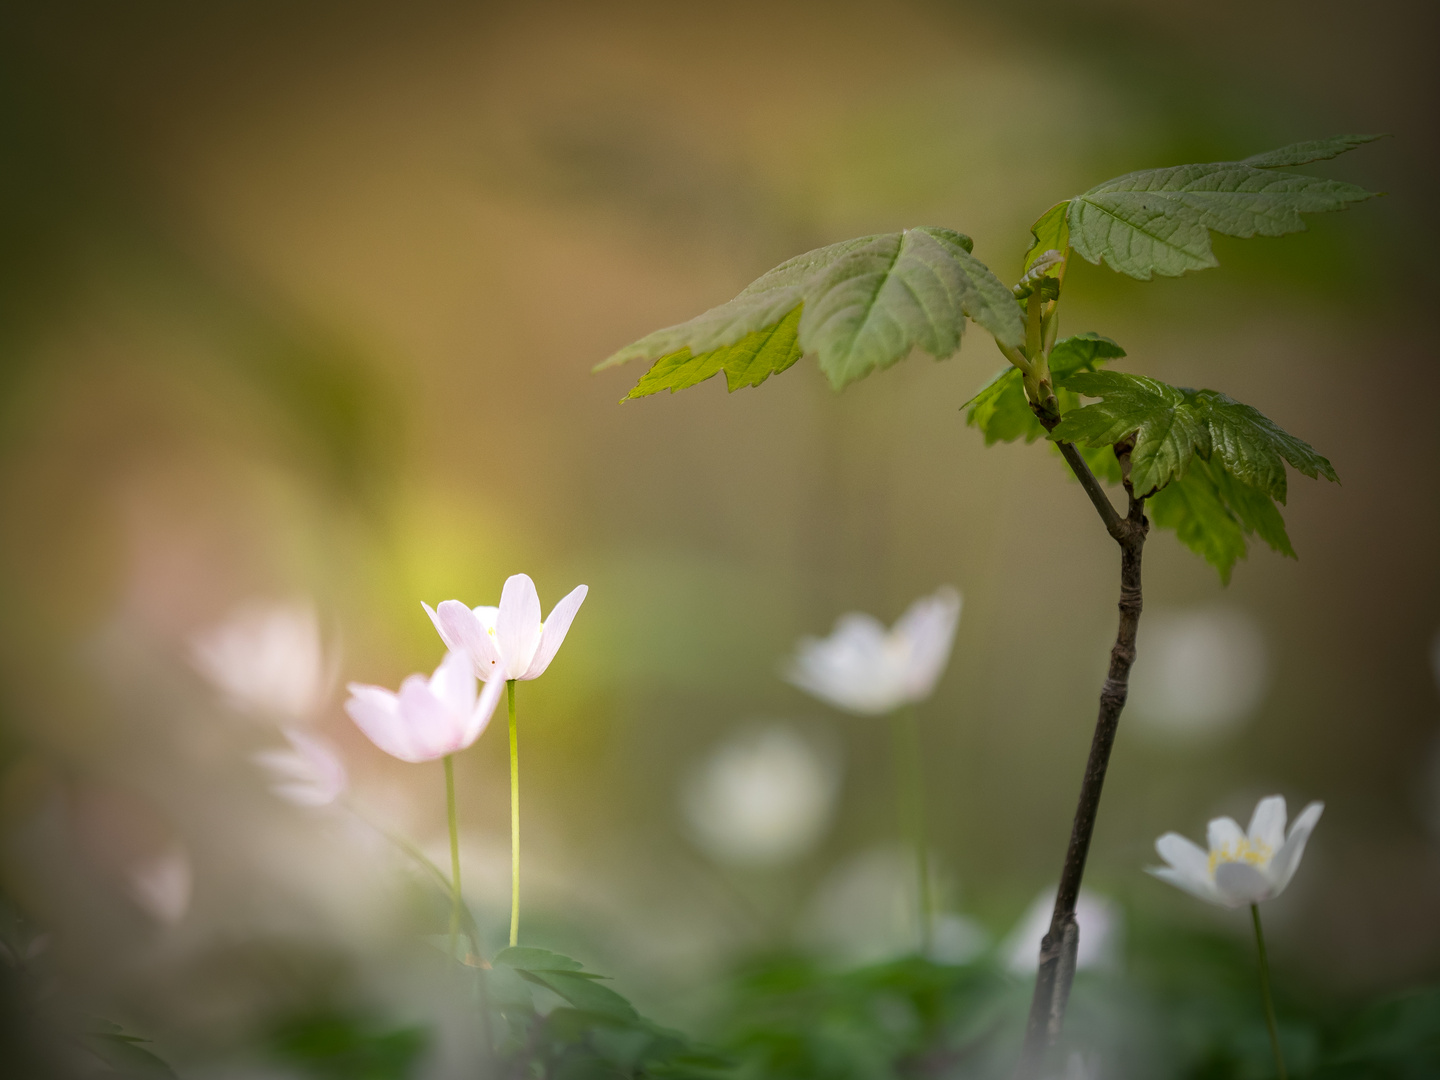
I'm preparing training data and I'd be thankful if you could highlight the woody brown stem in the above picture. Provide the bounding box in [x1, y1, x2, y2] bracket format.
[1014, 430, 1147, 1076]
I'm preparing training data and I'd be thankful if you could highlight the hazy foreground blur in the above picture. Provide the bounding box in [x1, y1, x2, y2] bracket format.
[1, 0, 1438, 1072]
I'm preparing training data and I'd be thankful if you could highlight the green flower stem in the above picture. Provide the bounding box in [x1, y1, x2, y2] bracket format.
[444, 754, 462, 956]
[1251, 904, 1287, 1080]
[507, 679, 520, 948]
[891, 706, 933, 954]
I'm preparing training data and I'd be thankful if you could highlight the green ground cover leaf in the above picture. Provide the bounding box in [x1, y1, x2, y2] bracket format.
[1064, 136, 1380, 280]
[600, 227, 1024, 395]
[963, 333, 1125, 445]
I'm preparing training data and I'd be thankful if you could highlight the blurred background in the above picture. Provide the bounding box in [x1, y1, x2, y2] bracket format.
[0, 0, 1437, 1074]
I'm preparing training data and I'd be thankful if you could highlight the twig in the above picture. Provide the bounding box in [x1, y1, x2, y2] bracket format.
[1014, 446, 1148, 1076]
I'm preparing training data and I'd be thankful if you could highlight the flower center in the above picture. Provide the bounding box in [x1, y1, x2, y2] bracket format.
[1208, 837, 1273, 875]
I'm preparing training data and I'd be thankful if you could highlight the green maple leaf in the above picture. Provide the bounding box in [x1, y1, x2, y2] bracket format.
[1037, 134, 1382, 281]
[963, 332, 1125, 445]
[1149, 457, 1296, 583]
[597, 227, 1024, 397]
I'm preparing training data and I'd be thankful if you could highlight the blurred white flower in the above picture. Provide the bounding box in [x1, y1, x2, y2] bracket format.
[254, 728, 348, 807]
[1128, 608, 1268, 741]
[427, 573, 587, 682]
[345, 650, 503, 763]
[682, 724, 840, 866]
[805, 845, 984, 965]
[124, 847, 191, 925]
[785, 587, 961, 715]
[190, 599, 335, 722]
[1003, 888, 1121, 973]
[1149, 795, 1323, 908]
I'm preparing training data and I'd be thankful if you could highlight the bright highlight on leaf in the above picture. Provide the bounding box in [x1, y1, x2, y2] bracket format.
[1064, 134, 1382, 280]
[599, 227, 1025, 397]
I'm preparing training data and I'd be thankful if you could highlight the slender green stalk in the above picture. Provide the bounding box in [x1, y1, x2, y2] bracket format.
[507, 679, 520, 948]
[444, 754, 463, 956]
[891, 706, 933, 954]
[1251, 904, 1287, 1080]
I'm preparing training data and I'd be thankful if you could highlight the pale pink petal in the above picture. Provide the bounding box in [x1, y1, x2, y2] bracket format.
[345, 684, 418, 762]
[496, 574, 543, 678]
[1268, 801, 1324, 895]
[1214, 861, 1271, 907]
[462, 670, 506, 747]
[396, 676, 466, 761]
[429, 650, 477, 717]
[521, 584, 588, 679]
[435, 600, 504, 680]
[1247, 795, 1287, 854]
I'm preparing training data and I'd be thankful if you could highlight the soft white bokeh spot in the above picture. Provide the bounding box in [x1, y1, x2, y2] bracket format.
[1128, 608, 1268, 741]
[1002, 887, 1121, 973]
[682, 724, 840, 867]
[125, 847, 193, 925]
[804, 845, 985, 965]
[190, 599, 335, 723]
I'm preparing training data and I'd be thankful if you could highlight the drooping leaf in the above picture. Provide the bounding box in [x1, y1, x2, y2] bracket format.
[963, 333, 1124, 445]
[1065, 138, 1379, 280]
[1194, 389, 1338, 502]
[599, 227, 1025, 394]
[1050, 371, 1336, 502]
[1149, 457, 1295, 583]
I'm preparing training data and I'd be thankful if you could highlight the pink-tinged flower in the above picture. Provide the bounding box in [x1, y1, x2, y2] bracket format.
[254, 728, 348, 806]
[784, 587, 962, 715]
[344, 651, 503, 763]
[1149, 795, 1324, 908]
[425, 574, 588, 683]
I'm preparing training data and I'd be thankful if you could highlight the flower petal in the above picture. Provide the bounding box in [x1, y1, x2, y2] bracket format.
[1214, 860, 1271, 906]
[396, 675, 466, 761]
[1147, 865, 1226, 906]
[1206, 816, 1245, 857]
[429, 649, 477, 717]
[496, 574, 543, 679]
[434, 600, 504, 680]
[894, 586, 962, 703]
[1155, 831, 1211, 880]
[784, 613, 896, 715]
[1268, 800, 1324, 896]
[1247, 795, 1287, 855]
[344, 683, 416, 762]
[462, 670, 506, 747]
[521, 584, 588, 680]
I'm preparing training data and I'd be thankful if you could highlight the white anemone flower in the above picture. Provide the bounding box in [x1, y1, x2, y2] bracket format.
[1149, 795, 1323, 908]
[682, 725, 840, 866]
[344, 650, 503, 764]
[426, 573, 588, 683]
[785, 587, 961, 715]
[254, 728, 348, 807]
[190, 599, 335, 722]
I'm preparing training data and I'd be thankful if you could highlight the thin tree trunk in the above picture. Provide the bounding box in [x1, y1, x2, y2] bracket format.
[1014, 441, 1148, 1077]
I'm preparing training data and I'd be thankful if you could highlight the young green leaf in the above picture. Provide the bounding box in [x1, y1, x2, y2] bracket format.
[516, 970, 639, 1021]
[1050, 371, 1209, 495]
[599, 227, 1025, 395]
[1149, 457, 1295, 583]
[1051, 372, 1336, 502]
[493, 946, 585, 972]
[1020, 201, 1071, 296]
[963, 333, 1124, 445]
[1065, 137, 1379, 280]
